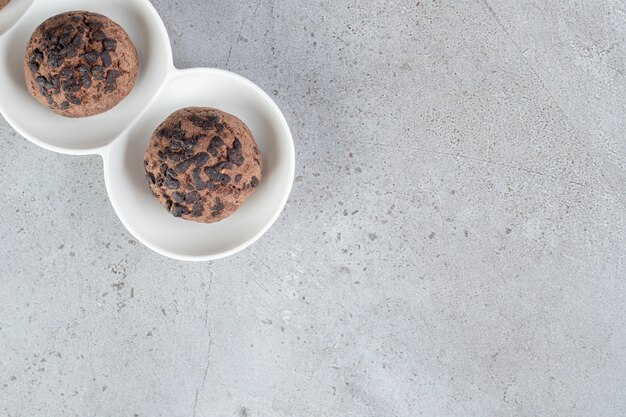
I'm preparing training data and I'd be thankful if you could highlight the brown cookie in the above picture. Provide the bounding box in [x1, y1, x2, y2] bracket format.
[0, 0, 10, 10]
[144, 108, 263, 223]
[23, 11, 139, 118]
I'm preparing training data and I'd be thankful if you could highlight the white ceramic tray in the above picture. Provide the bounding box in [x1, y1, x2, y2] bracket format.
[0, 0, 295, 261]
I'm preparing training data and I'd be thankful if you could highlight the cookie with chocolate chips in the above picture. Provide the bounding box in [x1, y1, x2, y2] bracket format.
[23, 11, 139, 117]
[144, 108, 263, 223]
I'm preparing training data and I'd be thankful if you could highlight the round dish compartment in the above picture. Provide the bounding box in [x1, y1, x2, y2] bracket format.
[104, 68, 295, 261]
[0, 0, 172, 154]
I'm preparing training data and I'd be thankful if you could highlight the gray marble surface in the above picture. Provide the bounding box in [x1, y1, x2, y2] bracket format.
[1, 1, 625, 416]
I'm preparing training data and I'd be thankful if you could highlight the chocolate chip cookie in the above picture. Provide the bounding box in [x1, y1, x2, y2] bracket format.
[24, 11, 139, 117]
[144, 108, 263, 223]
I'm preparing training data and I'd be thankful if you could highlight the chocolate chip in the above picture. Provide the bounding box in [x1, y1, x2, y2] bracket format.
[250, 176, 260, 188]
[214, 161, 232, 172]
[66, 94, 81, 105]
[62, 24, 74, 33]
[186, 191, 199, 203]
[169, 140, 185, 152]
[47, 54, 60, 68]
[81, 74, 92, 88]
[188, 114, 219, 130]
[157, 128, 169, 139]
[91, 65, 104, 79]
[31, 49, 44, 62]
[76, 64, 90, 74]
[92, 30, 105, 41]
[175, 159, 193, 173]
[228, 147, 244, 166]
[105, 70, 120, 85]
[155, 175, 164, 187]
[87, 21, 103, 30]
[81, 50, 99, 65]
[235, 174, 242, 183]
[42, 29, 53, 41]
[171, 192, 186, 203]
[233, 138, 241, 150]
[191, 152, 209, 166]
[191, 168, 206, 190]
[170, 128, 185, 142]
[28, 62, 39, 73]
[211, 136, 224, 147]
[71, 15, 81, 22]
[172, 204, 189, 217]
[191, 202, 204, 217]
[35, 76, 47, 87]
[72, 36, 83, 48]
[182, 147, 197, 158]
[158, 150, 185, 162]
[59, 34, 72, 47]
[164, 177, 180, 189]
[145, 172, 155, 184]
[59, 101, 69, 109]
[165, 199, 173, 211]
[62, 79, 80, 93]
[101, 51, 112, 68]
[216, 123, 225, 132]
[156, 121, 183, 140]
[185, 134, 204, 148]
[204, 167, 230, 185]
[165, 167, 178, 179]
[103, 38, 117, 51]
[159, 127, 175, 139]
[67, 45, 78, 58]
[208, 136, 224, 157]
[204, 167, 221, 181]
[211, 198, 224, 213]
[60, 67, 73, 78]
[50, 75, 60, 89]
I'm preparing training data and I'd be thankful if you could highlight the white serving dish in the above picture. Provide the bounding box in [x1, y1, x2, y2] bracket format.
[0, 0, 295, 261]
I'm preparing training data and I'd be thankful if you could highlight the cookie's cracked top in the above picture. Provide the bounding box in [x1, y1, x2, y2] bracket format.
[24, 11, 139, 117]
[144, 108, 263, 224]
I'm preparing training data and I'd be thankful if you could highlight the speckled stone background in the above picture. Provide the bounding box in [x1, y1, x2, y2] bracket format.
[1, 1, 624, 416]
